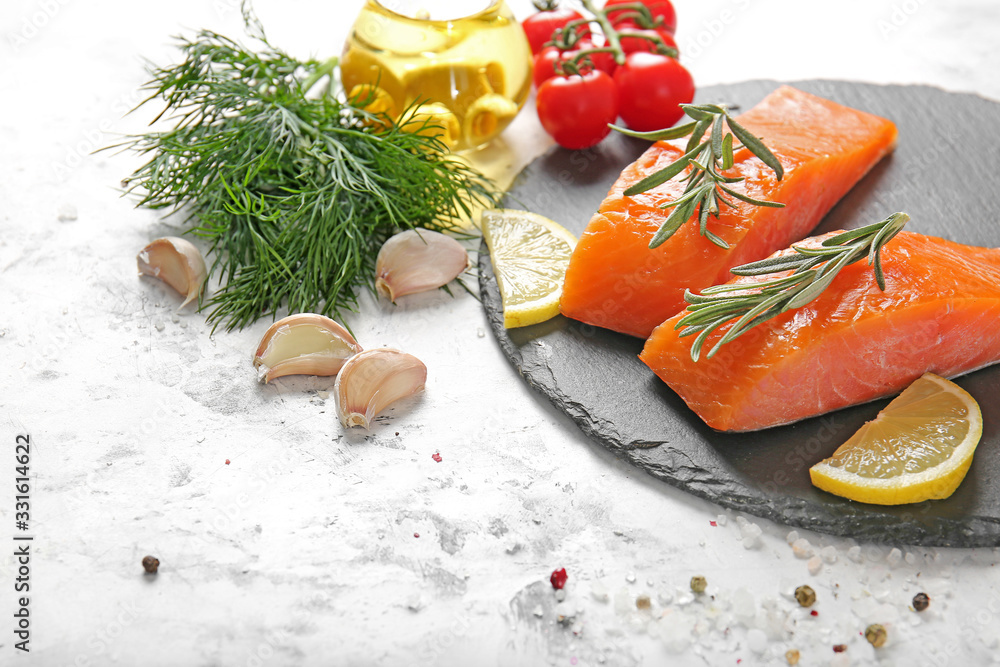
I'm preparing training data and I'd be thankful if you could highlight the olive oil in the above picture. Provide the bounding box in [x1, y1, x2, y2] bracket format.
[341, 0, 532, 151]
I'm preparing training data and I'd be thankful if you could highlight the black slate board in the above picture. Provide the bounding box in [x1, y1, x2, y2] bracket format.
[479, 80, 1000, 547]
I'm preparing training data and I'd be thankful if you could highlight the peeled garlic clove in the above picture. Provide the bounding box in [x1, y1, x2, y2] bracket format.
[349, 83, 397, 129]
[376, 229, 470, 301]
[463, 93, 519, 147]
[136, 237, 207, 308]
[335, 348, 427, 429]
[399, 103, 461, 148]
[253, 314, 362, 383]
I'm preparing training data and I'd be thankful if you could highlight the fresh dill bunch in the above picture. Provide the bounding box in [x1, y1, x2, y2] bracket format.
[115, 11, 498, 331]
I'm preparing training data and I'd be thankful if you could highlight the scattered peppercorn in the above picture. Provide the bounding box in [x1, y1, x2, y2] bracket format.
[810, 610, 819, 617]
[913, 592, 930, 611]
[141, 555, 159, 574]
[225, 459, 230, 465]
[795, 585, 816, 607]
[636, 594, 651, 610]
[550, 568, 569, 590]
[833, 644, 847, 653]
[785, 649, 800, 665]
[865, 623, 888, 648]
[690, 575, 707, 593]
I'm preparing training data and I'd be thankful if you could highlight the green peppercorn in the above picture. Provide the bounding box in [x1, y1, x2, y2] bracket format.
[795, 584, 816, 607]
[690, 575, 707, 593]
[865, 623, 888, 648]
[912, 592, 930, 611]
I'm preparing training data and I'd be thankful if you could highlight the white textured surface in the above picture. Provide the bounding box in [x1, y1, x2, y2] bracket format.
[2, 0, 1000, 665]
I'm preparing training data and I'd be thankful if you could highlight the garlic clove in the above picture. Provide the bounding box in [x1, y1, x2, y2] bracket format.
[335, 348, 427, 429]
[376, 229, 470, 301]
[253, 314, 362, 383]
[463, 93, 519, 147]
[399, 103, 461, 148]
[136, 237, 208, 309]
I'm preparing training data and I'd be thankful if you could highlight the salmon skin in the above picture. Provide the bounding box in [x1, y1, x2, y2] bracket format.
[559, 85, 898, 338]
[640, 231, 1000, 432]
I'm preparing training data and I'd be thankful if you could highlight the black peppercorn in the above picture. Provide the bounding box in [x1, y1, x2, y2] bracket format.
[912, 592, 930, 611]
[142, 555, 160, 574]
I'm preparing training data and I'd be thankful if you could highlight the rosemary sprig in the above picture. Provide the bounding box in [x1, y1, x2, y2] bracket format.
[677, 212, 910, 361]
[612, 104, 785, 250]
[110, 11, 497, 332]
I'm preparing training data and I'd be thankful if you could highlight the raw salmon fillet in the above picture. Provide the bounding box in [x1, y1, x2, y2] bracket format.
[559, 85, 898, 338]
[640, 231, 1000, 432]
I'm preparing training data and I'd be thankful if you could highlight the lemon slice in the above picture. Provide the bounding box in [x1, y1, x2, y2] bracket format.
[481, 209, 577, 328]
[809, 373, 982, 505]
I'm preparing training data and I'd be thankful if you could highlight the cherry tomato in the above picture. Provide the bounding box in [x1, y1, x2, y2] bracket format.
[616, 23, 679, 56]
[613, 52, 694, 132]
[536, 70, 619, 150]
[604, 0, 677, 35]
[522, 4, 586, 55]
[533, 39, 618, 89]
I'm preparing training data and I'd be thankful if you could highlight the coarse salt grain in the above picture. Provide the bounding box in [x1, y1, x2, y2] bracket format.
[746, 628, 768, 654]
[791, 538, 813, 559]
[886, 548, 903, 566]
[847, 545, 863, 563]
[807, 555, 823, 575]
[821, 545, 838, 563]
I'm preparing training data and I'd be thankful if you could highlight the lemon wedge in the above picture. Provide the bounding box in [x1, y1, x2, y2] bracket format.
[809, 373, 982, 505]
[481, 209, 577, 328]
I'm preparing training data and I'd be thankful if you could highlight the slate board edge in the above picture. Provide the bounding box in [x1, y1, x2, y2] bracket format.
[478, 80, 1000, 547]
[479, 247, 1000, 548]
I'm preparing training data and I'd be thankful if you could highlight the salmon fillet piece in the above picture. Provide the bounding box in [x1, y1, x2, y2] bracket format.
[640, 231, 1000, 432]
[559, 85, 898, 338]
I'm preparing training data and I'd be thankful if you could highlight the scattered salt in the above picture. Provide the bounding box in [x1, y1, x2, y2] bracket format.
[716, 514, 728, 527]
[614, 588, 631, 613]
[791, 538, 813, 559]
[317, 390, 329, 399]
[886, 548, 903, 567]
[786, 530, 799, 544]
[732, 588, 755, 622]
[821, 545, 838, 563]
[904, 552, 917, 565]
[591, 582, 609, 602]
[741, 522, 763, 549]
[807, 555, 823, 575]
[830, 653, 850, 667]
[476, 327, 485, 338]
[847, 545, 863, 563]
[57, 203, 78, 221]
[625, 572, 636, 584]
[555, 589, 566, 602]
[746, 628, 768, 654]
[154, 321, 165, 332]
[532, 604, 543, 618]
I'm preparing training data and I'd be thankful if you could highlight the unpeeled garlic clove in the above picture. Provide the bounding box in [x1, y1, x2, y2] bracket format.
[376, 229, 470, 302]
[335, 348, 427, 428]
[253, 314, 362, 383]
[136, 237, 207, 309]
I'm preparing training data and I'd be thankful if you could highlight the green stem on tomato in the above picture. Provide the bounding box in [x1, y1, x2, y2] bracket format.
[615, 30, 678, 59]
[580, 0, 627, 65]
